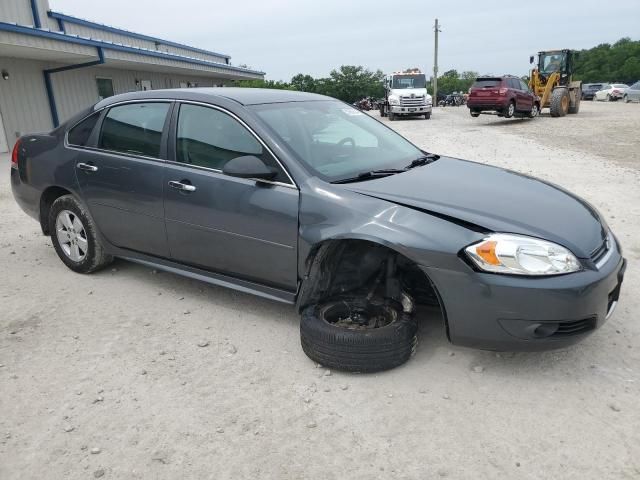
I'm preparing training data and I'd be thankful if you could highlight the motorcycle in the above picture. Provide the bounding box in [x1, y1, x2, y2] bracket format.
[353, 97, 376, 111]
[439, 93, 465, 107]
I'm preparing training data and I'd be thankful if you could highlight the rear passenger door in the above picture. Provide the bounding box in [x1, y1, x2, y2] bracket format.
[73, 101, 172, 257]
[163, 102, 299, 290]
[518, 79, 534, 111]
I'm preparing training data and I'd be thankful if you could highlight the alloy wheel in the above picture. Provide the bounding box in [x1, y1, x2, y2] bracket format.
[55, 209, 88, 262]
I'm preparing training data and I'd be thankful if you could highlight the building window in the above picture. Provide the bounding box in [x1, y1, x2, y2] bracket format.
[96, 78, 114, 100]
[99, 102, 170, 158]
[140, 80, 152, 91]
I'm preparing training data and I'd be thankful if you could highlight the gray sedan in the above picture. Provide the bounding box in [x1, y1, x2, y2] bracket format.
[10, 88, 626, 372]
[624, 81, 640, 102]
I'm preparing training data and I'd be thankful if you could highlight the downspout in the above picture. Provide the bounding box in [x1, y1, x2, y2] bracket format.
[43, 47, 105, 127]
[29, 0, 41, 28]
[47, 10, 65, 32]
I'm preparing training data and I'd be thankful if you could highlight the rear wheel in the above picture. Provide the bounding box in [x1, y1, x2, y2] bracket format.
[624, 95, 630, 103]
[504, 101, 515, 118]
[49, 195, 112, 274]
[606, 93, 611, 102]
[300, 297, 417, 373]
[550, 88, 569, 117]
[470, 110, 480, 118]
[568, 93, 580, 114]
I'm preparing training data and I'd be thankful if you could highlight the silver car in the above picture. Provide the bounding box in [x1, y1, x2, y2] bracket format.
[594, 84, 629, 101]
[623, 81, 640, 103]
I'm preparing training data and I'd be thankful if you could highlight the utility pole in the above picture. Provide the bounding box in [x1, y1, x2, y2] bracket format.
[433, 18, 441, 103]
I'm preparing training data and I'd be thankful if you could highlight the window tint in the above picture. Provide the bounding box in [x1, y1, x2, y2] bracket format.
[472, 78, 501, 88]
[67, 112, 100, 146]
[99, 103, 170, 158]
[507, 78, 520, 89]
[176, 104, 288, 183]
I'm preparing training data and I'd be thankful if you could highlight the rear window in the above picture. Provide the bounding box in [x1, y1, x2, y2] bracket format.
[472, 78, 501, 88]
[612, 84, 628, 88]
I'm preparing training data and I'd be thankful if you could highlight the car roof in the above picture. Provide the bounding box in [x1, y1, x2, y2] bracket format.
[95, 87, 330, 109]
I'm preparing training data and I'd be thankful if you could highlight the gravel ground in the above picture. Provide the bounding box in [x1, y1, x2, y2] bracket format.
[1, 100, 639, 479]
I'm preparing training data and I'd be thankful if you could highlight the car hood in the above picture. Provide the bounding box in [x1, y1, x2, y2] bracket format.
[344, 157, 606, 258]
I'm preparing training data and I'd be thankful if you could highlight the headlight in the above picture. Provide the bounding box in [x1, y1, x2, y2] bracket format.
[425, 95, 433, 106]
[464, 234, 581, 276]
[388, 96, 399, 105]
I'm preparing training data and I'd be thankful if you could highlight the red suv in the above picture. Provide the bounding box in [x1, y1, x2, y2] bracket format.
[467, 76, 540, 119]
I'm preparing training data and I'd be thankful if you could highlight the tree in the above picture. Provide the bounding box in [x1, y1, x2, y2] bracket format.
[573, 38, 640, 83]
[290, 74, 316, 93]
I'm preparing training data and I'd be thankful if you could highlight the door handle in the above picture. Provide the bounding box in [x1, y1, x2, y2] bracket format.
[168, 180, 196, 192]
[77, 162, 98, 172]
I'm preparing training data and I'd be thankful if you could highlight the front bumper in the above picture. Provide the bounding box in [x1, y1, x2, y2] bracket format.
[390, 104, 432, 114]
[423, 246, 626, 351]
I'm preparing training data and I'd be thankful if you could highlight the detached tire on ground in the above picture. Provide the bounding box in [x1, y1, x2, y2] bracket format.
[300, 297, 417, 373]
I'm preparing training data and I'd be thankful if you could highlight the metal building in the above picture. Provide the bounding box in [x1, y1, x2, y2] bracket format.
[0, 0, 265, 152]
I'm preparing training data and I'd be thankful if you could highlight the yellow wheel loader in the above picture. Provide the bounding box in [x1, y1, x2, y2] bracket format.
[529, 49, 582, 117]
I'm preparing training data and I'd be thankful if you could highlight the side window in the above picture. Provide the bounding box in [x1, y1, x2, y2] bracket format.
[99, 103, 170, 158]
[176, 104, 289, 183]
[509, 78, 521, 90]
[67, 112, 100, 147]
[519, 80, 530, 91]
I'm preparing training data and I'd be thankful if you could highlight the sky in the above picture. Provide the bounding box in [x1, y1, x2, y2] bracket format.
[50, 0, 640, 81]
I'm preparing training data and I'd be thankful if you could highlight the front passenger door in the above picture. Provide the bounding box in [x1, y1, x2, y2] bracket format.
[163, 103, 299, 290]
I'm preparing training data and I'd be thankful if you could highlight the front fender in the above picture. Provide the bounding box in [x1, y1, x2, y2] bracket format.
[297, 178, 485, 306]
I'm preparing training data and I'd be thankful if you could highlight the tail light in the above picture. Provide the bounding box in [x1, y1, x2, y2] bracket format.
[11, 138, 21, 170]
[499, 88, 508, 95]
[612, 89, 620, 93]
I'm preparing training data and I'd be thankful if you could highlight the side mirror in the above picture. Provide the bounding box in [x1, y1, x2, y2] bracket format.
[223, 155, 277, 181]
[529, 55, 534, 65]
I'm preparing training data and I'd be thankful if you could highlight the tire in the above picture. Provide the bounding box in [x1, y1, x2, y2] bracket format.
[606, 94, 611, 102]
[528, 103, 539, 118]
[49, 195, 113, 274]
[568, 94, 580, 114]
[300, 297, 417, 373]
[388, 111, 396, 121]
[470, 110, 480, 118]
[550, 88, 569, 117]
[379, 105, 386, 117]
[504, 101, 515, 118]
[424, 112, 431, 120]
[624, 95, 630, 103]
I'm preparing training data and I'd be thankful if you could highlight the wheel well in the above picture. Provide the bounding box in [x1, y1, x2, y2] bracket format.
[39, 186, 72, 235]
[297, 239, 444, 314]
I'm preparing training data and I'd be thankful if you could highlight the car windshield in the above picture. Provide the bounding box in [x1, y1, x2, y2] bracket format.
[251, 100, 424, 182]
[391, 75, 427, 89]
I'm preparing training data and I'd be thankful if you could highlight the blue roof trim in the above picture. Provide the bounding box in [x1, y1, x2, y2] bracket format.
[48, 11, 231, 60]
[0, 22, 265, 76]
